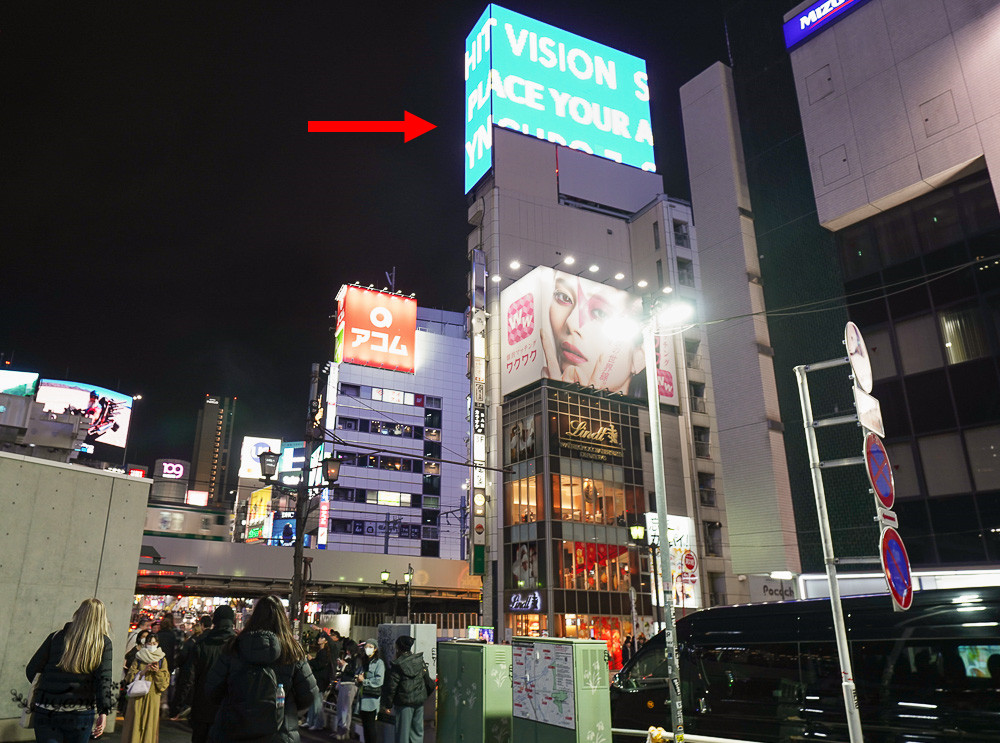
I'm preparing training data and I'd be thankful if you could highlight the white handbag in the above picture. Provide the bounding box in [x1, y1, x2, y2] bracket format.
[18, 673, 40, 728]
[127, 671, 151, 698]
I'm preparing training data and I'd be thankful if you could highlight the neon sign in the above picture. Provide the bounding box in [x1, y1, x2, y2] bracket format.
[783, 0, 873, 49]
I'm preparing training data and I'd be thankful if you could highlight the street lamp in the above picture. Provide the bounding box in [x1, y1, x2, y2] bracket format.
[381, 570, 402, 622]
[404, 564, 414, 623]
[259, 449, 340, 633]
[629, 523, 665, 636]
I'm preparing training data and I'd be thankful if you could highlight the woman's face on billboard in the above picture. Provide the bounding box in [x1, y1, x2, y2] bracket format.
[546, 272, 641, 392]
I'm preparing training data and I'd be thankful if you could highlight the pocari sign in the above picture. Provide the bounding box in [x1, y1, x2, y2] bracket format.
[464, 4, 654, 193]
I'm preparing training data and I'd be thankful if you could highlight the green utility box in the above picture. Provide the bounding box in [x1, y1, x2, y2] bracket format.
[512, 637, 611, 743]
[438, 641, 513, 743]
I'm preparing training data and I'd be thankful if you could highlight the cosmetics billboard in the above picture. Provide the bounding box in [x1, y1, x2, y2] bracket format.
[500, 266, 677, 405]
[464, 4, 655, 193]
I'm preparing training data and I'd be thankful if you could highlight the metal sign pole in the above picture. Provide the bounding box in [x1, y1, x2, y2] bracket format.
[794, 361, 864, 743]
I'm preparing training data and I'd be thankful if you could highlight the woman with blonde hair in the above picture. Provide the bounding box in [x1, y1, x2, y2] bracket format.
[26, 598, 115, 743]
[120, 631, 169, 743]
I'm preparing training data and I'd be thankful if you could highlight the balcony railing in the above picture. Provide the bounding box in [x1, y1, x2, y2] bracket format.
[694, 441, 712, 459]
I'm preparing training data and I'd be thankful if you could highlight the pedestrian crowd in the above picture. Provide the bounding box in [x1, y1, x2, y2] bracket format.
[19, 597, 435, 743]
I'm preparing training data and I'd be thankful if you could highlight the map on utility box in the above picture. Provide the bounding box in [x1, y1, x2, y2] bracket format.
[512, 641, 575, 729]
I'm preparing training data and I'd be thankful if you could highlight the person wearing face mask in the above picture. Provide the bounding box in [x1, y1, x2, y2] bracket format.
[356, 641, 384, 743]
[121, 635, 169, 743]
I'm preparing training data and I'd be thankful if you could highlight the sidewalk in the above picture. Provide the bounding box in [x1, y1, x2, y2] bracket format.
[101, 714, 437, 743]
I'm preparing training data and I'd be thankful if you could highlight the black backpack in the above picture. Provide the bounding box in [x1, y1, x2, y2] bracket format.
[225, 662, 288, 740]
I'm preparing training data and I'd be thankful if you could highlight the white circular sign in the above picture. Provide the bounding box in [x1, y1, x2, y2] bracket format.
[845, 322, 873, 393]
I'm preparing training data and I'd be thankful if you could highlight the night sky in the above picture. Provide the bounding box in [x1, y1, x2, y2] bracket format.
[3, 1, 743, 468]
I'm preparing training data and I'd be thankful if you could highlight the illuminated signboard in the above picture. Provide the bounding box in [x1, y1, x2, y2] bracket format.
[464, 4, 654, 193]
[155, 459, 189, 480]
[127, 467, 148, 478]
[239, 436, 283, 479]
[334, 285, 417, 373]
[783, 0, 873, 49]
[499, 266, 677, 404]
[185, 490, 209, 507]
[36, 379, 134, 449]
[0, 370, 39, 397]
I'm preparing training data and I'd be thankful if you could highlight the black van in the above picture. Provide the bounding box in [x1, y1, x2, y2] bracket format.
[610, 587, 1000, 742]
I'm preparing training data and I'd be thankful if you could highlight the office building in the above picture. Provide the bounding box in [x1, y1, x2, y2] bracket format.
[191, 395, 236, 506]
[681, 0, 1000, 590]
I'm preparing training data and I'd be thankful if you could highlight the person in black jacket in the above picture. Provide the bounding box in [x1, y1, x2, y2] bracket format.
[205, 595, 319, 743]
[174, 606, 237, 743]
[26, 598, 115, 743]
[303, 632, 333, 730]
[381, 636, 431, 743]
[168, 616, 211, 718]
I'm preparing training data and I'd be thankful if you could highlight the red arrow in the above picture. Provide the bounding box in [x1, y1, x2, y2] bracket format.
[307, 111, 436, 142]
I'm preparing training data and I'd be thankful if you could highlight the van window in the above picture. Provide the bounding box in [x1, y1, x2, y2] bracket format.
[618, 645, 670, 689]
[698, 645, 800, 704]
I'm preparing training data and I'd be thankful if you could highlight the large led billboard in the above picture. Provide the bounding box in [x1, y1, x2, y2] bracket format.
[36, 379, 133, 448]
[500, 267, 677, 404]
[0, 370, 39, 397]
[464, 4, 654, 193]
[334, 285, 417, 373]
[239, 436, 283, 479]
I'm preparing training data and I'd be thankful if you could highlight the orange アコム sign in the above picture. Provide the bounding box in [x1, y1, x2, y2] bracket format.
[337, 286, 417, 373]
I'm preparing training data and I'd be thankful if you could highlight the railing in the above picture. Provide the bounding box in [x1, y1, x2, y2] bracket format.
[690, 397, 707, 414]
[699, 487, 716, 506]
[612, 729, 762, 743]
[694, 441, 711, 459]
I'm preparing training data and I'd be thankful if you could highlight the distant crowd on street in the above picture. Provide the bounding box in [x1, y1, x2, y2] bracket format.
[22, 596, 436, 743]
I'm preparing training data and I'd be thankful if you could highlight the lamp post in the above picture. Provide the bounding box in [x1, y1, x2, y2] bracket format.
[404, 563, 414, 623]
[629, 524, 664, 634]
[259, 449, 341, 634]
[381, 569, 401, 622]
[640, 299, 693, 742]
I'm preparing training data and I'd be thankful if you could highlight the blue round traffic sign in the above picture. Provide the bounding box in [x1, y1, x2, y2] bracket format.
[864, 433, 894, 509]
[880, 527, 912, 610]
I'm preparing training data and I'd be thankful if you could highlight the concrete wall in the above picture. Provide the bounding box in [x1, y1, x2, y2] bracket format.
[680, 63, 801, 576]
[787, 0, 1000, 229]
[0, 453, 150, 741]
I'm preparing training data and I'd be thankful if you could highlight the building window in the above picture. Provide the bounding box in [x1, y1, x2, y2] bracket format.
[656, 259, 664, 288]
[337, 417, 358, 430]
[644, 432, 652, 452]
[424, 427, 442, 442]
[653, 221, 661, 250]
[425, 409, 442, 428]
[698, 473, 716, 507]
[917, 433, 971, 495]
[340, 383, 360, 397]
[421, 526, 439, 540]
[703, 521, 723, 556]
[689, 382, 706, 414]
[425, 396, 443, 409]
[423, 495, 439, 509]
[708, 572, 726, 606]
[939, 306, 989, 365]
[895, 315, 944, 374]
[677, 257, 695, 287]
[964, 426, 1000, 491]
[420, 540, 440, 557]
[693, 427, 711, 459]
[673, 220, 690, 248]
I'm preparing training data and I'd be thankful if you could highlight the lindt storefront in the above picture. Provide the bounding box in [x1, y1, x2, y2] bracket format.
[502, 383, 655, 667]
